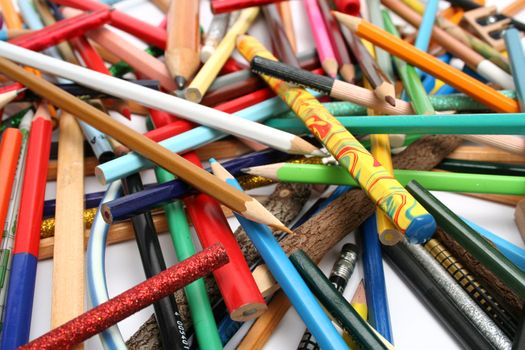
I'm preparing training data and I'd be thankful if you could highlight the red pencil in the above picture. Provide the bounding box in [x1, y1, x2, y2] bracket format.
[183, 153, 267, 321]
[48, 0, 167, 48]
[9, 9, 112, 52]
[0, 128, 22, 235]
[211, 0, 286, 14]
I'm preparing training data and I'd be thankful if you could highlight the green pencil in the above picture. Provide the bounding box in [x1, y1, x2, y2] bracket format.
[154, 167, 223, 350]
[406, 180, 525, 299]
[264, 113, 525, 135]
[243, 163, 525, 195]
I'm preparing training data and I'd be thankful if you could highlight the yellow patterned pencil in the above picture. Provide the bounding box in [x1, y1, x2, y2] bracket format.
[237, 35, 436, 243]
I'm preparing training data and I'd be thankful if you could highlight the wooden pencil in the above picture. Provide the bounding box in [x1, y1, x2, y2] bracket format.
[334, 12, 519, 113]
[304, 0, 339, 77]
[51, 112, 85, 350]
[380, 0, 514, 89]
[185, 7, 259, 102]
[166, 0, 200, 89]
[0, 55, 290, 232]
[278, 1, 297, 52]
[239, 35, 435, 243]
[342, 28, 396, 105]
[262, 4, 299, 66]
[249, 55, 414, 114]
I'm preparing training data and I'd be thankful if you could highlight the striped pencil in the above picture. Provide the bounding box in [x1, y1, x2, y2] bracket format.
[238, 35, 436, 243]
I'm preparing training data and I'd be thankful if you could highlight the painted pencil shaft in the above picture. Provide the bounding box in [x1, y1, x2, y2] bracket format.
[238, 35, 435, 243]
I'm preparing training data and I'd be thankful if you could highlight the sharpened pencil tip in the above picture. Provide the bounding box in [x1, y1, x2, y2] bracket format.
[385, 95, 396, 107]
[175, 76, 186, 90]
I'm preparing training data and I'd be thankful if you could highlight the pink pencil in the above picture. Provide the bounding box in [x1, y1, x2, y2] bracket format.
[303, 0, 339, 77]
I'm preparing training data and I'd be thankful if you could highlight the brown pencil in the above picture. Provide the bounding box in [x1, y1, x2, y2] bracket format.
[166, 0, 201, 89]
[0, 56, 289, 232]
[51, 112, 85, 349]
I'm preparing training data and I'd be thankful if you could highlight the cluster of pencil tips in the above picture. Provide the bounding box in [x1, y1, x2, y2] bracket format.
[0, 0, 523, 349]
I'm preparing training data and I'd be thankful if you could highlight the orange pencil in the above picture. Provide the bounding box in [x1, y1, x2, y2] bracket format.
[334, 12, 519, 113]
[0, 128, 22, 236]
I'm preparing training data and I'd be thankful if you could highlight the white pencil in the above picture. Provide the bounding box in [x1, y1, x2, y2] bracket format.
[0, 40, 321, 157]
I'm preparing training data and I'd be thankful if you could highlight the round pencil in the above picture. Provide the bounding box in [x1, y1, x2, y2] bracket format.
[201, 13, 229, 63]
[185, 7, 259, 102]
[361, 216, 394, 342]
[19, 243, 228, 350]
[0, 128, 23, 245]
[245, 163, 525, 195]
[381, 0, 515, 90]
[406, 180, 525, 300]
[504, 28, 525, 112]
[334, 12, 519, 113]
[290, 249, 388, 350]
[51, 111, 85, 336]
[48, 0, 167, 48]
[239, 35, 435, 243]
[211, 160, 349, 350]
[262, 4, 299, 67]
[383, 241, 509, 350]
[303, 0, 339, 78]
[166, 0, 200, 89]
[184, 154, 266, 321]
[1, 103, 52, 350]
[250, 55, 414, 114]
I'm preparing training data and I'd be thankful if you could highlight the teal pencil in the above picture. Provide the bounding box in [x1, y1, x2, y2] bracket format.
[504, 28, 525, 111]
[264, 113, 525, 135]
[243, 163, 525, 195]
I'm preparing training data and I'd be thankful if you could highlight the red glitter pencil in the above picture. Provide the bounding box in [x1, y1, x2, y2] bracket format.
[9, 9, 112, 53]
[48, 0, 167, 49]
[18, 243, 228, 350]
[183, 153, 267, 321]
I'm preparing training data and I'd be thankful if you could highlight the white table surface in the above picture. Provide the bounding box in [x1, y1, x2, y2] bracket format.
[29, 0, 524, 349]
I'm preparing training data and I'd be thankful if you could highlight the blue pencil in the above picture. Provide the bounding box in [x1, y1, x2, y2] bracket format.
[461, 217, 525, 272]
[362, 214, 394, 343]
[210, 158, 349, 350]
[504, 28, 525, 111]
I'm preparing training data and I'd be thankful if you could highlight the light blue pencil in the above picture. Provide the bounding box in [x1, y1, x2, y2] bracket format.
[504, 28, 525, 111]
[461, 217, 525, 272]
[210, 158, 349, 350]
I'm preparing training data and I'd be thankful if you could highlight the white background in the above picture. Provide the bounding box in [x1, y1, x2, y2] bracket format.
[28, 0, 524, 349]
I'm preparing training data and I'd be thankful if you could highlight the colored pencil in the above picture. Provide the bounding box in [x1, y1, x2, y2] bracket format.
[407, 180, 525, 299]
[265, 113, 525, 135]
[211, 0, 286, 13]
[166, 0, 200, 89]
[262, 4, 299, 66]
[155, 166, 222, 350]
[504, 28, 525, 112]
[185, 7, 259, 102]
[239, 35, 435, 243]
[297, 243, 358, 349]
[48, 0, 167, 48]
[250, 56, 414, 114]
[304, 0, 339, 77]
[334, 12, 519, 113]
[317, 0, 355, 83]
[19, 244, 228, 350]
[244, 163, 525, 195]
[361, 215, 394, 342]
[50, 112, 85, 349]
[341, 28, 396, 106]
[1, 104, 52, 350]
[424, 238, 519, 338]
[290, 249, 387, 350]
[0, 129, 22, 234]
[201, 13, 229, 63]
[382, 0, 514, 90]
[211, 159, 349, 350]
[0, 110, 32, 327]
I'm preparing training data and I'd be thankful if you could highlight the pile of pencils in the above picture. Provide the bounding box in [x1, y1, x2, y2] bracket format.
[0, 0, 524, 349]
